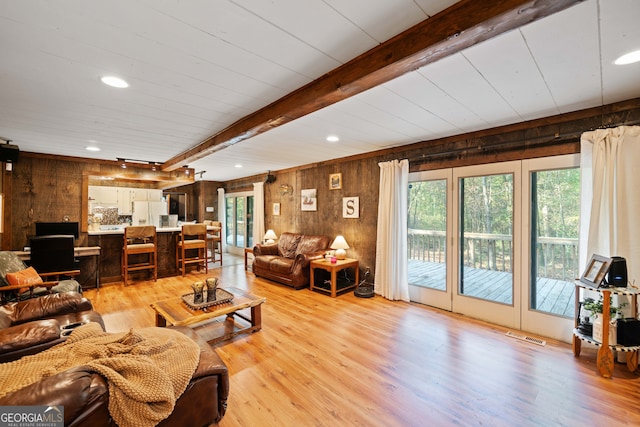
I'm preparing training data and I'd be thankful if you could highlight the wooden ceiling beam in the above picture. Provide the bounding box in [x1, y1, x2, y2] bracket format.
[162, 0, 583, 171]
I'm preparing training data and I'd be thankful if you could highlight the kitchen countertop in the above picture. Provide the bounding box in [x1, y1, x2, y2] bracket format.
[88, 226, 219, 235]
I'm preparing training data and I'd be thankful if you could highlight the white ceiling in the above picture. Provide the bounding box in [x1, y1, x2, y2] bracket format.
[0, 0, 639, 182]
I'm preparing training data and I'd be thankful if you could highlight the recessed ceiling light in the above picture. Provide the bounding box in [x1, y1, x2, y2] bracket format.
[235, 164, 243, 168]
[614, 49, 640, 65]
[86, 146, 100, 152]
[101, 75, 129, 88]
[326, 135, 340, 142]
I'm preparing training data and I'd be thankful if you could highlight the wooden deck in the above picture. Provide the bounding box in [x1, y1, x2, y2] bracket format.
[408, 259, 575, 317]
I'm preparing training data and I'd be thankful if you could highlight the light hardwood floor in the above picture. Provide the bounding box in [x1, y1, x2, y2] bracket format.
[84, 257, 640, 427]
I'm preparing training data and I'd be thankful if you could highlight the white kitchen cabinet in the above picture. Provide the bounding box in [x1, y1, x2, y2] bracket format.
[131, 188, 149, 201]
[148, 189, 163, 202]
[117, 188, 133, 214]
[90, 186, 160, 215]
[89, 186, 118, 206]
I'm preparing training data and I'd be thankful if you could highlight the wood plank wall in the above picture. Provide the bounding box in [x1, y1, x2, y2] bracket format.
[170, 180, 223, 223]
[4, 155, 88, 250]
[2, 98, 640, 278]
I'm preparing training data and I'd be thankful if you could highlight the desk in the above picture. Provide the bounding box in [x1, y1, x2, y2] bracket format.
[310, 258, 359, 297]
[16, 246, 101, 289]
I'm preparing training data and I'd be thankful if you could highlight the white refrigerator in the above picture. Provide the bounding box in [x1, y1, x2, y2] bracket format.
[148, 201, 168, 228]
[132, 201, 167, 227]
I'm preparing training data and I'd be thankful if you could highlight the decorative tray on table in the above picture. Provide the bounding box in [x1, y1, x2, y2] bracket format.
[181, 288, 234, 310]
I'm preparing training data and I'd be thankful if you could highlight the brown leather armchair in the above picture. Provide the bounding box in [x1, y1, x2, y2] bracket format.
[0, 250, 81, 303]
[253, 232, 331, 289]
[0, 292, 104, 363]
[0, 326, 229, 427]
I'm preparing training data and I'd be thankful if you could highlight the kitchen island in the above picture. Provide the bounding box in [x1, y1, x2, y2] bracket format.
[88, 226, 214, 286]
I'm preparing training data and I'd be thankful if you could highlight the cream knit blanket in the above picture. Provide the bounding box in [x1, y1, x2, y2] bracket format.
[0, 322, 200, 427]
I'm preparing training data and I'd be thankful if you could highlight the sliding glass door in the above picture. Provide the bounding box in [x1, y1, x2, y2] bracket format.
[407, 162, 521, 327]
[521, 155, 579, 340]
[225, 191, 254, 255]
[408, 156, 579, 340]
[452, 162, 520, 327]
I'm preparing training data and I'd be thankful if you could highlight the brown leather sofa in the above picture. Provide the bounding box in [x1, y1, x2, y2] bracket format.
[0, 326, 229, 427]
[253, 232, 331, 289]
[0, 291, 104, 363]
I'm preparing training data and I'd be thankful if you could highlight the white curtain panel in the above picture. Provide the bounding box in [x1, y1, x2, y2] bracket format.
[579, 125, 640, 285]
[253, 182, 265, 247]
[217, 187, 225, 252]
[374, 159, 410, 301]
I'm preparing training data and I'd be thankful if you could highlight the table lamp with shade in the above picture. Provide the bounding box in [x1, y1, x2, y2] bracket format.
[330, 235, 349, 260]
[264, 229, 278, 244]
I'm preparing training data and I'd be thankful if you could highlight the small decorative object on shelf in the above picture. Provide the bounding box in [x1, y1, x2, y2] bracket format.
[206, 277, 219, 302]
[580, 254, 613, 287]
[191, 281, 204, 304]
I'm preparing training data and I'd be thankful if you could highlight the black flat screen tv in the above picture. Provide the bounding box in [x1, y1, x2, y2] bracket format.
[35, 221, 79, 239]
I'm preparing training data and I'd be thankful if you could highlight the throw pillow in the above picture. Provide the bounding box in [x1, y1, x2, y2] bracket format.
[6, 266, 43, 287]
[0, 251, 29, 287]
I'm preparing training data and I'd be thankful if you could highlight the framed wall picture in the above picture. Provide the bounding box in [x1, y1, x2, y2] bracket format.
[580, 254, 613, 287]
[343, 196, 359, 218]
[273, 202, 280, 216]
[329, 173, 342, 190]
[301, 189, 317, 211]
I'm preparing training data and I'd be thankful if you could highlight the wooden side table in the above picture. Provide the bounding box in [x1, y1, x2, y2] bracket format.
[310, 258, 359, 297]
[244, 247, 253, 271]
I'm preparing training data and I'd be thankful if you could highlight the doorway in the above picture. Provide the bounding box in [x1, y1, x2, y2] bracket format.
[164, 192, 187, 222]
[224, 191, 254, 256]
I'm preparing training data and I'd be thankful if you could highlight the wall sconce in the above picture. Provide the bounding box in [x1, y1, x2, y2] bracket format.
[264, 229, 278, 244]
[330, 235, 349, 260]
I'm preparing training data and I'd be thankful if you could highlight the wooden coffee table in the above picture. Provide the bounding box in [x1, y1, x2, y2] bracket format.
[150, 287, 266, 344]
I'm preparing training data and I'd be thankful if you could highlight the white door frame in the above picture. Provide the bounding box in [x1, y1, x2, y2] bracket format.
[408, 169, 453, 311]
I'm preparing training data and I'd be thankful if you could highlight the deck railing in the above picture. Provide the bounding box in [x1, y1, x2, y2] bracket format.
[408, 229, 578, 281]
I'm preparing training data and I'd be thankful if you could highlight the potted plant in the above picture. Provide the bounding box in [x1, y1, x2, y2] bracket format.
[583, 296, 627, 319]
[583, 295, 627, 344]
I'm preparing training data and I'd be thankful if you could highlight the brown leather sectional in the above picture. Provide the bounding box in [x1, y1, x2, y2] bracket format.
[0, 293, 229, 427]
[0, 291, 104, 363]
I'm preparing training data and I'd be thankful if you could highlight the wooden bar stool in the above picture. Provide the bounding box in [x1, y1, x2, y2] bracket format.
[122, 225, 157, 285]
[205, 220, 223, 266]
[176, 223, 208, 276]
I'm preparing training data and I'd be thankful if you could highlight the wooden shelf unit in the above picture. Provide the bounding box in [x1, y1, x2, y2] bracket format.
[573, 281, 640, 378]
